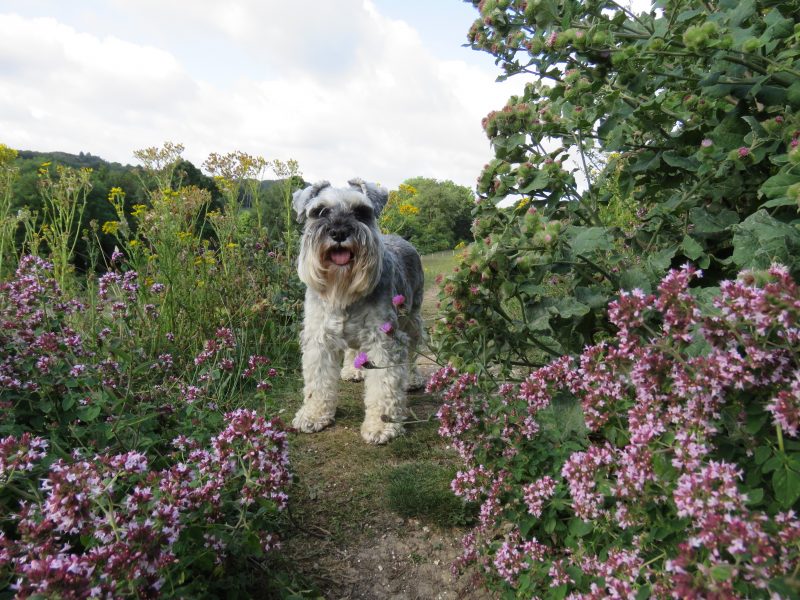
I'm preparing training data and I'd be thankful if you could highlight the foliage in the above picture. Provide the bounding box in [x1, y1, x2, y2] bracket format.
[435, 0, 800, 375]
[97, 145, 303, 363]
[380, 177, 475, 254]
[0, 145, 23, 280]
[432, 265, 800, 598]
[0, 256, 290, 597]
[0, 141, 310, 596]
[37, 163, 92, 290]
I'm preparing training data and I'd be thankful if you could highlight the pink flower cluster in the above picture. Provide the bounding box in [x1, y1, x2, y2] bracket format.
[0, 256, 110, 396]
[522, 476, 556, 518]
[0, 433, 48, 476]
[0, 409, 290, 597]
[433, 264, 800, 595]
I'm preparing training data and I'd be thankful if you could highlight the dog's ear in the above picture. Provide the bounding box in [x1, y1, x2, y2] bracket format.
[292, 181, 331, 223]
[348, 178, 388, 217]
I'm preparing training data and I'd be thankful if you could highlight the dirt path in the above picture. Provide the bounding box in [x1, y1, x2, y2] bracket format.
[278, 382, 490, 599]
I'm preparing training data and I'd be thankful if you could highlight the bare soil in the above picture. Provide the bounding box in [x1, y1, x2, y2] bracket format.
[277, 379, 490, 600]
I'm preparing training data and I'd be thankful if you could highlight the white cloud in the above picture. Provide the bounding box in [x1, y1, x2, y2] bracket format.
[0, 3, 518, 189]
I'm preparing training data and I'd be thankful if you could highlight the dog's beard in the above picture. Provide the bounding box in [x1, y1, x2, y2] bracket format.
[298, 221, 383, 308]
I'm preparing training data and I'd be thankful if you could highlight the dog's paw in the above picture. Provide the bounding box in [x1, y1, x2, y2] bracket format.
[292, 408, 335, 433]
[340, 366, 365, 382]
[405, 369, 427, 392]
[360, 420, 403, 444]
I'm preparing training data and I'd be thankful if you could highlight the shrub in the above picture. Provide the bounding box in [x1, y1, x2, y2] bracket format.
[102, 146, 303, 364]
[431, 265, 800, 597]
[0, 256, 291, 596]
[0, 410, 289, 598]
[435, 0, 800, 375]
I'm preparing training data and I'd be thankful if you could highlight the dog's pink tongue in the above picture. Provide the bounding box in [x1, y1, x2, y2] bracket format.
[330, 248, 352, 266]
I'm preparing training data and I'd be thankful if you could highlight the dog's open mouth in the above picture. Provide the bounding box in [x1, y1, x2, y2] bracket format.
[328, 247, 353, 266]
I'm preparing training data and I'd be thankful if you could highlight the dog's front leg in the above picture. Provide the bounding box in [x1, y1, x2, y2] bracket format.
[293, 329, 343, 433]
[361, 333, 408, 444]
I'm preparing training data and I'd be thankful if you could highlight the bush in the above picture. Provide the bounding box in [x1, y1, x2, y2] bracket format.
[435, 0, 800, 375]
[0, 255, 292, 596]
[431, 265, 800, 597]
[0, 411, 289, 598]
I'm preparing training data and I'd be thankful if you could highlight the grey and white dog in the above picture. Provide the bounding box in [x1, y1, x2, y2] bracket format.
[291, 178, 425, 444]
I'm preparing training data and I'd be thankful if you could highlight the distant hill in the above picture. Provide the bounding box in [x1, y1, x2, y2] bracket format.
[15, 150, 135, 171]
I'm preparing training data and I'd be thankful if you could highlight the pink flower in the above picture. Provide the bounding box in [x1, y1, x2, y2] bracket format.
[379, 321, 394, 335]
[354, 352, 370, 369]
[766, 371, 800, 437]
[392, 294, 405, 307]
[738, 146, 750, 158]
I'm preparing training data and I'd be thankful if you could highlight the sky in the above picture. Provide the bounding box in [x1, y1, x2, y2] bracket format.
[0, 0, 525, 190]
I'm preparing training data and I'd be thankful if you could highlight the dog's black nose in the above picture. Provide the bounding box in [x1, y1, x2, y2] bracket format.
[328, 225, 352, 242]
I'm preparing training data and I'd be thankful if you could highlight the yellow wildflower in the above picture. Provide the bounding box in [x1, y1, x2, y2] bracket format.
[398, 203, 420, 216]
[101, 221, 120, 235]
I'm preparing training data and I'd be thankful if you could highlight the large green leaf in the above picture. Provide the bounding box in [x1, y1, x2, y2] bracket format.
[565, 226, 613, 256]
[689, 208, 739, 234]
[773, 463, 800, 509]
[760, 171, 800, 201]
[732, 210, 800, 271]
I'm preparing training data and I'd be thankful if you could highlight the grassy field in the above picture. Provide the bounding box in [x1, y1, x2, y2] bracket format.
[419, 249, 458, 324]
[268, 250, 483, 599]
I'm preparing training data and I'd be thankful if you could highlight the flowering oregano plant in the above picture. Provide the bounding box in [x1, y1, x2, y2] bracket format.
[432, 265, 800, 597]
[0, 257, 292, 596]
[0, 409, 290, 597]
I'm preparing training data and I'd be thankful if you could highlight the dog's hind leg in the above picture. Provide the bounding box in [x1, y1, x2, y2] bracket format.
[293, 328, 343, 433]
[405, 308, 427, 391]
[340, 348, 365, 382]
[360, 332, 408, 444]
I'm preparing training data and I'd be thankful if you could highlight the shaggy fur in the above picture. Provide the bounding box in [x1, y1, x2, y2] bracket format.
[291, 178, 425, 444]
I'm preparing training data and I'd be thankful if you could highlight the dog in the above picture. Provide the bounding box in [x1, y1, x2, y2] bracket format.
[291, 178, 425, 444]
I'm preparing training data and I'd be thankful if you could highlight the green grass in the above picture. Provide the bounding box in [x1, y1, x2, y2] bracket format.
[421, 250, 458, 293]
[387, 462, 476, 526]
[420, 250, 459, 324]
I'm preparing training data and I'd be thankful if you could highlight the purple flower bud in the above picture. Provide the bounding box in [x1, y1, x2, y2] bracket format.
[354, 352, 370, 369]
[392, 294, 405, 307]
[379, 322, 394, 335]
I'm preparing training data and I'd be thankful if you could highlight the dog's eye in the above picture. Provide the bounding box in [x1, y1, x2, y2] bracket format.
[309, 206, 329, 219]
[353, 206, 373, 222]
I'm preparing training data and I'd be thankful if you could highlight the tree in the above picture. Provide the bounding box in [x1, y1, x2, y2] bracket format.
[380, 177, 474, 253]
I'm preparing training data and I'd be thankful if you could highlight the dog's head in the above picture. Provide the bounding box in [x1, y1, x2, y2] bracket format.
[293, 179, 387, 306]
